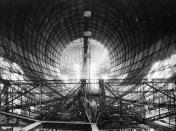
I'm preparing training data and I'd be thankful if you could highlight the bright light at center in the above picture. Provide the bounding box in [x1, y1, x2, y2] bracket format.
[73, 64, 81, 81]
[90, 63, 97, 79]
[73, 64, 81, 72]
[59, 38, 111, 91]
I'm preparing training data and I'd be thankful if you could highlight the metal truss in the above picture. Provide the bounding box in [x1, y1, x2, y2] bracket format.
[0, 78, 175, 130]
[0, 0, 176, 131]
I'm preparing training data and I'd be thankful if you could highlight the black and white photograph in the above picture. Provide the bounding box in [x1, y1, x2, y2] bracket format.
[0, 0, 176, 131]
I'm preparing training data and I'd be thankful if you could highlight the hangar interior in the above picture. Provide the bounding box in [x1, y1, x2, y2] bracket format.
[0, 0, 176, 131]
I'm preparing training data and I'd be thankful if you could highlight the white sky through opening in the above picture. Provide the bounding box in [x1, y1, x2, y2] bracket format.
[59, 38, 111, 91]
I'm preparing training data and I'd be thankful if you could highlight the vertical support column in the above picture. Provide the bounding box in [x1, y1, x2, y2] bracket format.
[11, 87, 14, 124]
[4, 82, 10, 123]
[5, 83, 9, 112]
[159, 98, 160, 117]
[96, 80, 105, 123]
[83, 3, 91, 79]
[142, 84, 146, 118]
[81, 79, 93, 123]
[0, 82, 3, 131]
[172, 87, 175, 127]
[11, 88, 14, 113]
[120, 100, 122, 118]
[0, 82, 3, 110]
[169, 90, 171, 125]
[99, 80, 105, 111]
[167, 87, 171, 125]
[40, 83, 43, 114]
[83, 15, 89, 80]
[28, 99, 31, 116]
[20, 86, 23, 115]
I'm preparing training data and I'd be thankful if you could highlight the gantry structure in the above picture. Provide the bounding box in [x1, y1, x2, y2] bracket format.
[0, 0, 176, 131]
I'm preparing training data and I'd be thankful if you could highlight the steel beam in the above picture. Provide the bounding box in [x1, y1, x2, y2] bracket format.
[1, 85, 39, 107]
[91, 123, 99, 131]
[145, 83, 175, 100]
[4, 78, 175, 85]
[0, 111, 38, 122]
[147, 110, 176, 121]
[44, 83, 82, 120]
[20, 121, 42, 131]
[104, 83, 144, 122]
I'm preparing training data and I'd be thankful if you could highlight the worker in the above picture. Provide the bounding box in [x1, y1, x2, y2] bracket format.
[86, 97, 97, 121]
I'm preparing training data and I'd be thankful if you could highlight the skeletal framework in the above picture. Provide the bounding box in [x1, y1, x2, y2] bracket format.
[0, 0, 176, 130]
[0, 78, 176, 130]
